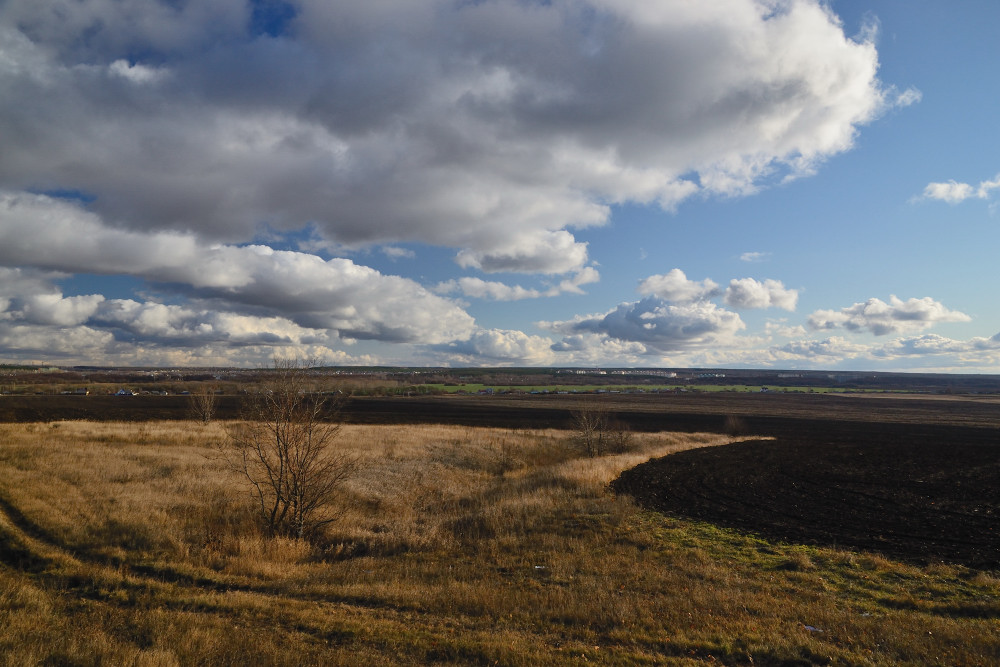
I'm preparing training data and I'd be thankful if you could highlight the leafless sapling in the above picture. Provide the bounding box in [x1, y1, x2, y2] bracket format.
[189, 385, 218, 424]
[220, 360, 356, 540]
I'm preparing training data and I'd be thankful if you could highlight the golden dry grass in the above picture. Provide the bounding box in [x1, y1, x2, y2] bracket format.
[0, 420, 997, 665]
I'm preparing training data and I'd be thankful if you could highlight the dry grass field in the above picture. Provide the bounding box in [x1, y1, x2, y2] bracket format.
[1, 420, 998, 665]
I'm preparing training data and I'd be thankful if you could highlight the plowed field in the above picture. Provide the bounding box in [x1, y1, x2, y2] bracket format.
[612, 423, 1000, 568]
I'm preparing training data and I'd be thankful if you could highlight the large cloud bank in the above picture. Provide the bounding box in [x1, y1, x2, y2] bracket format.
[0, 0, 926, 366]
[1, 0, 893, 272]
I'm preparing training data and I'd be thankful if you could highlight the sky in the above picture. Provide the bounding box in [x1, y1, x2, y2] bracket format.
[1, 0, 999, 371]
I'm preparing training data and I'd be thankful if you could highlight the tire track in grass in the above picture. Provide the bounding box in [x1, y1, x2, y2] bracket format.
[0, 493, 81, 574]
[0, 487, 431, 626]
[0, 492, 525, 662]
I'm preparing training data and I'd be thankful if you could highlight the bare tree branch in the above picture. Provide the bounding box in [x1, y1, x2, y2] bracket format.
[189, 385, 218, 424]
[218, 359, 356, 540]
[571, 401, 633, 456]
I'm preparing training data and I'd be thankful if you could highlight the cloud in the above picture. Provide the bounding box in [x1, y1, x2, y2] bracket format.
[981, 176, 1000, 198]
[436, 267, 600, 301]
[740, 251, 771, 263]
[775, 336, 871, 359]
[807, 295, 970, 336]
[0, 270, 386, 366]
[528, 325, 1000, 371]
[724, 278, 798, 311]
[922, 174, 1000, 203]
[108, 59, 168, 84]
[0, 266, 320, 350]
[0, 192, 475, 345]
[380, 246, 415, 260]
[0, 323, 115, 362]
[537, 269, 803, 361]
[870, 334, 974, 358]
[534, 286, 982, 369]
[434, 328, 555, 366]
[765, 320, 808, 339]
[549, 333, 650, 366]
[0, 316, 380, 367]
[20, 293, 106, 327]
[436, 278, 545, 302]
[455, 231, 590, 275]
[922, 180, 976, 203]
[541, 297, 746, 352]
[555, 266, 602, 295]
[0, 267, 67, 315]
[863, 333, 1000, 370]
[767, 332, 1000, 371]
[637, 269, 719, 302]
[0, 0, 250, 61]
[894, 87, 922, 107]
[637, 270, 795, 311]
[0, 2, 926, 367]
[0, 0, 895, 276]
[89, 299, 330, 347]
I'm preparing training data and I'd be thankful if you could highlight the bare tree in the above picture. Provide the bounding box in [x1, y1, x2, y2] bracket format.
[571, 401, 634, 456]
[220, 360, 356, 540]
[189, 385, 218, 424]
[571, 401, 610, 457]
[605, 418, 634, 454]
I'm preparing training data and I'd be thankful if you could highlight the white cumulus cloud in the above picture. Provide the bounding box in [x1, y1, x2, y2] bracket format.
[807, 295, 970, 336]
[775, 336, 871, 359]
[20, 293, 106, 327]
[922, 174, 1000, 203]
[435, 328, 556, 366]
[541, 297, 746, 353]
[724, 278, 798, 311]
[637, 269, 719, 302]
[436, 268, 600, 301]
[922, 180, 977, 203]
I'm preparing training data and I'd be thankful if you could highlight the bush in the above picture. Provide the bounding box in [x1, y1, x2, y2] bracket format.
[219, 360, 357, 540]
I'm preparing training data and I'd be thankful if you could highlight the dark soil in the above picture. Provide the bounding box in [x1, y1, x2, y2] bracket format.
[612, 425, 1000, 568]
[4, 391, 1000, 430]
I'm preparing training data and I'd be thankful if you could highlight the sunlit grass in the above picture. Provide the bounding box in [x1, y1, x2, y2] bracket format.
[0, 420, 997, 665]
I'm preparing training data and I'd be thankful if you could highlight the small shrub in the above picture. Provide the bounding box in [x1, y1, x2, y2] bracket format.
[571, 403, 635, 456]
[778, 551, 817, 572]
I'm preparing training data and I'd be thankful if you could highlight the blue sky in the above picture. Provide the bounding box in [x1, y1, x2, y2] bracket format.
[1, 0, 998, 370]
